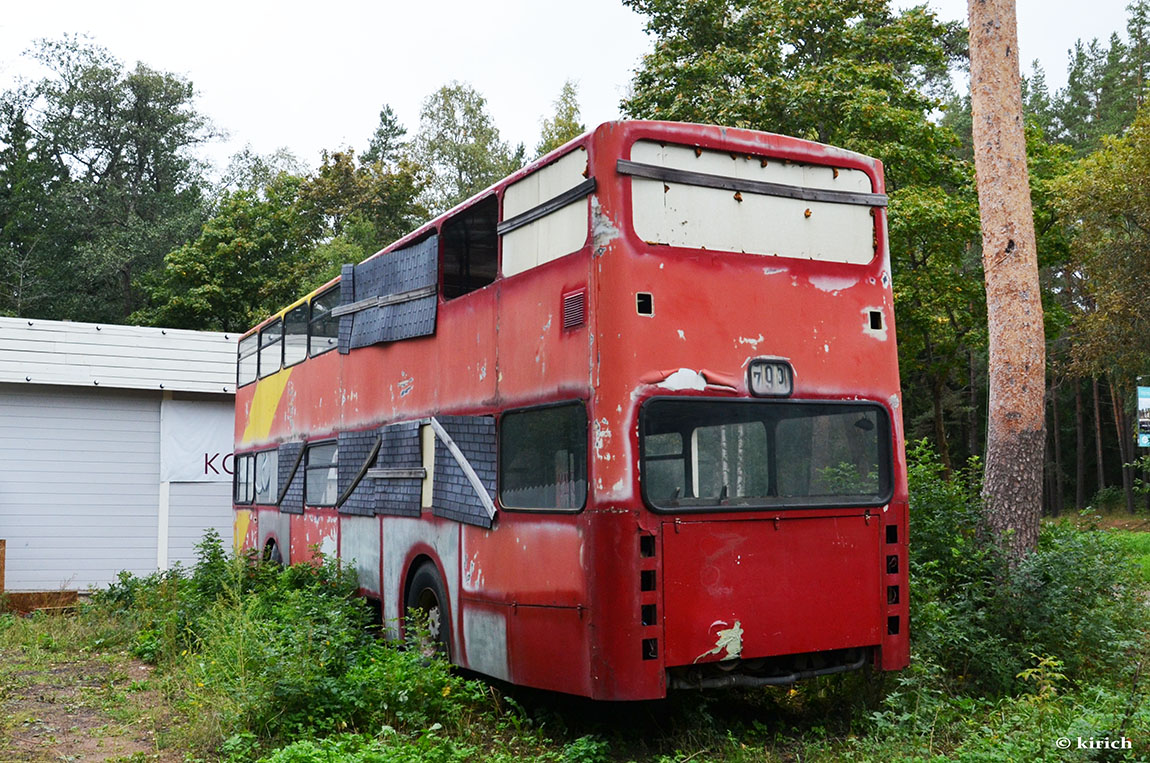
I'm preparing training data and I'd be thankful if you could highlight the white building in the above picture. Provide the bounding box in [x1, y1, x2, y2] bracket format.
[0, 316, 237, 592]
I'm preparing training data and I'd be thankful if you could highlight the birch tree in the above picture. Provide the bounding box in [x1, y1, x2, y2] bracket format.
[968, 0, 1046, 554]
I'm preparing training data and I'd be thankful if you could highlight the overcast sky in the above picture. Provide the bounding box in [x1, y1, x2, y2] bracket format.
[0, 0, 1136, 173]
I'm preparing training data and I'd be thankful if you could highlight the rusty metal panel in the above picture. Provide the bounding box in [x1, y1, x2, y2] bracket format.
[277, 442, 304, 514]
[432, 415, 496, 529]
[374, 421, 423, 517]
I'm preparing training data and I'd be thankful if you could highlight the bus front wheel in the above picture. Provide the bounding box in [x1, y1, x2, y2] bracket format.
[405, 561, 451, 660]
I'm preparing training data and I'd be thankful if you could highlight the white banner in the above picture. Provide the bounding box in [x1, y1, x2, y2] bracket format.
[160, 398, 236, 482]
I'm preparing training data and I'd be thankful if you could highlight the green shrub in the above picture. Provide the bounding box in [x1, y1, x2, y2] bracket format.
[906, 441, 1149, 697]
[82, 531, 489, 759]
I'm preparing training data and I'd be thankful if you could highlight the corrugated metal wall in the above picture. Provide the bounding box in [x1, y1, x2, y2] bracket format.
[167, 481, 233, 569]
[0, 384, 161, 590]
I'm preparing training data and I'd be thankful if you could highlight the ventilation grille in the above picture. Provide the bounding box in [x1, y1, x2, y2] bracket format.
[562, 290, 586, 330]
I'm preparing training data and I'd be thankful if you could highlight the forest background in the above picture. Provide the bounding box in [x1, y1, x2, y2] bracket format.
[3, 0, 1150, 515]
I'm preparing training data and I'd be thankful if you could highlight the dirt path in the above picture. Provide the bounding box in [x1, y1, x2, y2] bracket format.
[0, 649, 182, 762]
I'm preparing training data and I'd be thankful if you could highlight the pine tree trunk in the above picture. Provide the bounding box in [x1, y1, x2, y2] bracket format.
[1094, 377, 1106, 491]
[968, 0, 1046, 556]
[1075, 380, 1086, 510]
[932, 375, 953, 477]
[1051, 378, 1063, 516]
[1109, 377, 1136, 513]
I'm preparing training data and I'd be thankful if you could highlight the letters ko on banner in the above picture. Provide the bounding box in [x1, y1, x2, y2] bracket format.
[159, 398, 236, 482]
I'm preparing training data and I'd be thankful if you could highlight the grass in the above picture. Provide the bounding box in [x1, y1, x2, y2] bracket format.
[1, 499, 1149, 762]
[1108, 529, 1150, 584]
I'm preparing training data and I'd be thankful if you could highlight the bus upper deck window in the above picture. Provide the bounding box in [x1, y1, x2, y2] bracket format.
[309, 288, 339, 357]
[442, 196, 498, 298]
[284, 304, 308, 366]
[258, 319, 283, 379]
[237, 335, 258, 387]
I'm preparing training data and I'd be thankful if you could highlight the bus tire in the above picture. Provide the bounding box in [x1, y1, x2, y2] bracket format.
[405, 561, 451, 660]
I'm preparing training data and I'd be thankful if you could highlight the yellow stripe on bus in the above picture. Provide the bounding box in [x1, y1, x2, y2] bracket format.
[234, 509, 253, 553]
[241, 368, 293, 445]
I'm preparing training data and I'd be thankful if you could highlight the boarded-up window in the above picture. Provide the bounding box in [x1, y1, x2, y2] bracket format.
[628, 141, 879, 264]
[501, 148, 590, 277]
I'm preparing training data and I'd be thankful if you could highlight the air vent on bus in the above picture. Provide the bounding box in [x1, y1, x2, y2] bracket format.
[563, 290, 586, 330]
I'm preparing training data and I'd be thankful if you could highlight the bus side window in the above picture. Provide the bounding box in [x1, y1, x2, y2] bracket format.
[237, 335, 258, 387]
[309, 287, 339, 357]
[284, 305, 308, 366]
[254, 449, 278, 504]
[234, 453, 255, 504]
[442, 195, 498, 298]
[644, 432, 685, 503]
[499, 403, 587, 511]
[258, 319, 283, 379]
[305, 442, 338, 506]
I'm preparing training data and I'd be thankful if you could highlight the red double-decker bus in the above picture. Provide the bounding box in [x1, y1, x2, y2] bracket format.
[233, 120, 908, 700]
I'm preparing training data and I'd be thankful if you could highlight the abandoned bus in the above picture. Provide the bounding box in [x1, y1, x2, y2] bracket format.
[233, 120, 909, 700]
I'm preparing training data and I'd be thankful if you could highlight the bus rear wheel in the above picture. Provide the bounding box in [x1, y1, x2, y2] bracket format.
[405, 562, 451, 660]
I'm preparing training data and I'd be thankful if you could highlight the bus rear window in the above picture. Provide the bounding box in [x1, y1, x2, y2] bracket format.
[640, 398, 891, 511]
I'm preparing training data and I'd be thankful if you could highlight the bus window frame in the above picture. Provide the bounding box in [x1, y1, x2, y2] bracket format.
[253, 448, 279, 505]
[258, 318, 284, 379]
[497, 400, 589, 514]
[309, 286, 340, 358]
[638, 396, 894, 514]
[304, 439, 339, 507]
[237, 334, 259, 388]
[233, 452, 255, 505]
[283, 303, 309, 368]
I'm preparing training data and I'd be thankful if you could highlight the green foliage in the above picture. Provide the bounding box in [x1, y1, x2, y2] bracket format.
[1055, 103, 1150, 384]
[906, 441, 1148, 696]
[535, 80, 586, 158]
[1108, 529, 1150, 583]
[85, 532, 488, 759]
[411, 82, 525, 213]
[0, 35, 212, 322]
[621, 0, 966, 190]
[129, 173, 320, 331]
[362, 103, 408, 166]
